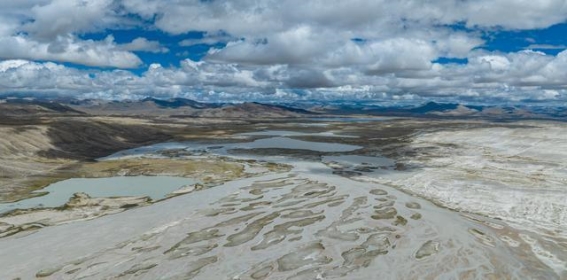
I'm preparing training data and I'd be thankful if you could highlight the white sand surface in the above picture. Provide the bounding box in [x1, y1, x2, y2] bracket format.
[1, 123, 565, 279]
[1, 158, 562, 279]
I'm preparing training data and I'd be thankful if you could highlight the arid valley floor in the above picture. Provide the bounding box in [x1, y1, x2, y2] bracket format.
[0, 107, 566, 279]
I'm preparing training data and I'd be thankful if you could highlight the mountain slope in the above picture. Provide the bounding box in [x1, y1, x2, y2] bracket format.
[189, 102, 315, 118]
[0, 99, 85, 116]
[72, 98, 315, 118]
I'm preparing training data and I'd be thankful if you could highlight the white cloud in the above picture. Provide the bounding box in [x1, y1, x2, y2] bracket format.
[1, 48, 567, 103]
[24, 0, 117, 40]
[119, 0, 567, 35]
[0, 0, 141, 68]
[1, 1, 567, 102]
[526, 44, 567, 50]
[179, 31, 235, 46]
[464, 0, 567, 29]
[206, 25, 324, 65]
[434, 33, 485, 58]
[0, 35, 142, 68]
[0, 60, 91, 93]
[119, 37, 169, 53]
[360, 39, 437, 74]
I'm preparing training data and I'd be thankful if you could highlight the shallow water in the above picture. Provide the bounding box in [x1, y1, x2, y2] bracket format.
[102, 136, 362, 160]
[0, 176, 195, 213]
[239, 130, 357, 138]
[322, 155, 394, 166]
[308, 117, 391, 122]
[229, 137, 360, 152]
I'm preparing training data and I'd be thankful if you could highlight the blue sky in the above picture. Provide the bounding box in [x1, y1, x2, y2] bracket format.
[80, 29, 221, 70]
[0, 0, 566, 104]
[483, 23, 567, 55]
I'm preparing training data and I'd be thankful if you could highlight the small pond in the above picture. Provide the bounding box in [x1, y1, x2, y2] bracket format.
[0, 176, 195, 214]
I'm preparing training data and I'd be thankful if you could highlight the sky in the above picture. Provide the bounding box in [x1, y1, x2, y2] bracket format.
[0, 0, 566, 104]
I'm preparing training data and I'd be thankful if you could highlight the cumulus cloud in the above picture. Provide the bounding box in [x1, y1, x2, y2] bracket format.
[2, 48, 567, 103]
[0, 59, 93, 94]
[1, 0, 567, 102]
[121, 0, 567, 35]
[179, 31, 235, 46]
[0, 0, 140, 68]
[464, 0, 567, 29]
[119, 37, 169, 53]
[0, 35, 142, 68]
[206, 26, 324, 65]
[23, 0, 117, 40]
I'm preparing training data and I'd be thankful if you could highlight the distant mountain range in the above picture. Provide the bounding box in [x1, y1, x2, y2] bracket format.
[306, 101, 567, 119]
[0, 97, 314, 118]
[1, 96, 565, 120]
